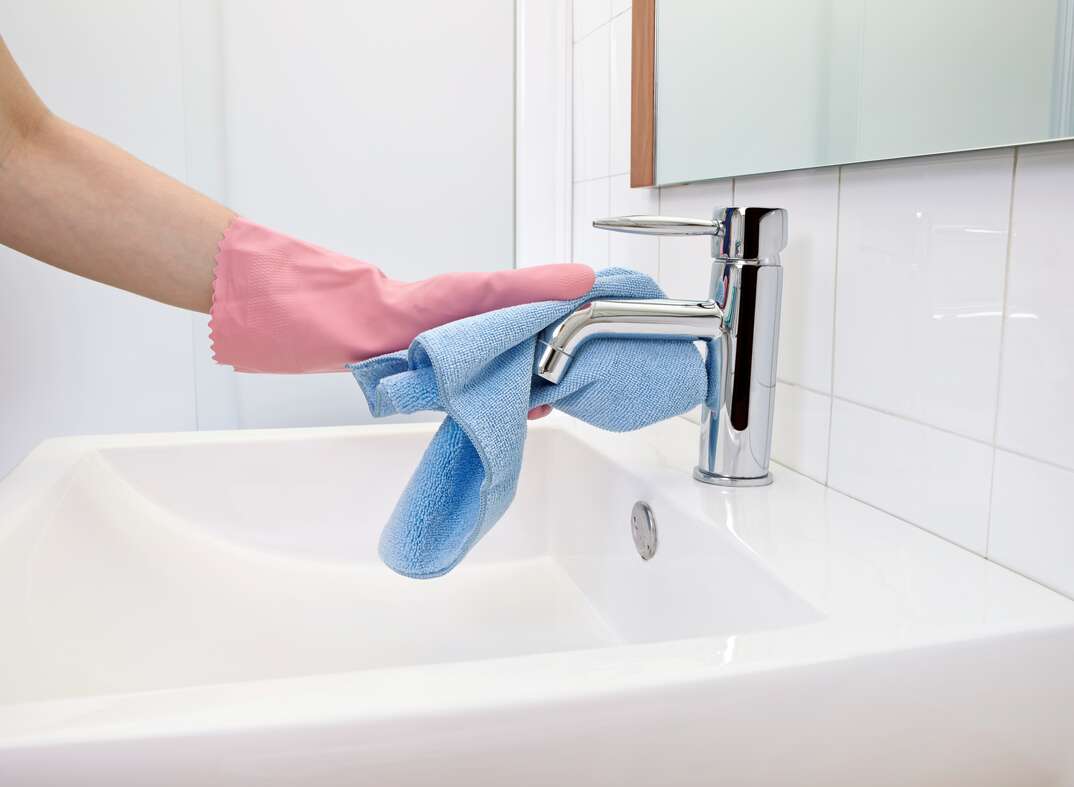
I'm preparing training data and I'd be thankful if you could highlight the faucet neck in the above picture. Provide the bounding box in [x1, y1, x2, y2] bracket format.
[545, 205, 789, 486]
[696, 257, 783, 485]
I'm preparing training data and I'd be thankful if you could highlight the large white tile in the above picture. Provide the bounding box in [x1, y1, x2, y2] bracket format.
[736, 168, 839, 393]
[657, 179, 733, 299]
[612, 0, 631, 16]
[834, 150, 1013, 441]
[573, 0, 612, 41]
[828, 399, 993, 555]
[572, 25, 610, 181]
[989, 450, 1074, 600]
[771, 383, 831, 483]
[573, 178, 611, 267]
[609, 12, 631, 176]
[608, 175, 658, 279]
[224, 1, 514, 282]
[996, 141, 1074, 470]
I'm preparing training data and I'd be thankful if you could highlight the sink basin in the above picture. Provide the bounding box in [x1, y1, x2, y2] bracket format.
[1, 415, 1073, 785]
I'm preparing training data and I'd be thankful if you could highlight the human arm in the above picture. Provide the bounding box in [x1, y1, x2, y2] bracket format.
[0, 36, 231, 313]
[0, 37, 593, 376]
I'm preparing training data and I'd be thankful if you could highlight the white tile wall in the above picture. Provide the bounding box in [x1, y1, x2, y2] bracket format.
[572, 178, 610, 267]
[572, 23, 610, 183]
[835, 150, 1012, 442]
[829, 399, 993, 555]
[771, 382, 830, 484]
[573, 0, 612, 42]
[656, 179, 733, 299]
[989, 450, 1074, 599]
[996, 142, 1074, 470]
[568, 3, 1074, 598]
[608, 175, 658, 278]
[736, 167, 839, 394]
[609, 11, 632, 176]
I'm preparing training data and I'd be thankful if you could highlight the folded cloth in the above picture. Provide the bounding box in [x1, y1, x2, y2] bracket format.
[349, 268, 707, 578]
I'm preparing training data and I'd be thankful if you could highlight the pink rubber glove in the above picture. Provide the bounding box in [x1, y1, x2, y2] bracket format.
[210, 218, 594, 374]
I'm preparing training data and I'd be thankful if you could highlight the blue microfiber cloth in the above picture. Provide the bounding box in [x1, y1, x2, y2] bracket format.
[349, 267, 707, 578]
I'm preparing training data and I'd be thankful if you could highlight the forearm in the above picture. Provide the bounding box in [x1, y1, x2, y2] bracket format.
[0, 39, 232, 313]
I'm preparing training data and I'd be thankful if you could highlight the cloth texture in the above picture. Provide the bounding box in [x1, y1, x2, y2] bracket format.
[350, 268, 707, 578]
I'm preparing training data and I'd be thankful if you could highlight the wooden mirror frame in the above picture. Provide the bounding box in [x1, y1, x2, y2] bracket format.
[630, 0, 656, 187]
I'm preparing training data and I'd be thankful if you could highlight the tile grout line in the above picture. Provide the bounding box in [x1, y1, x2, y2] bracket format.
[776, 378, 830, 398]
[824, 166, 843, 486]
[573, 13, 612, 46]
[827, 483, 988, 559]
[823, 479, 1072, 599]
[993, 443, 1074, 477]
[984, 146, 1020, 557]
[605, 176, 612, 262]
[777, 372, 1074, 476]
[830, 394, 993, 449]
[605, 5, 612, 264]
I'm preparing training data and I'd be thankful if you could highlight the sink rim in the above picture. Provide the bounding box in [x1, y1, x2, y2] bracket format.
[1, 414, 1072, 748]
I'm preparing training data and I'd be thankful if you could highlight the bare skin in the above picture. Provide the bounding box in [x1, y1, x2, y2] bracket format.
[0, 37, 232, 313]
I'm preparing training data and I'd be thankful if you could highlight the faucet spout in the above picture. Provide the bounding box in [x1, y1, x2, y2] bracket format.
[534, 298, 724, 384]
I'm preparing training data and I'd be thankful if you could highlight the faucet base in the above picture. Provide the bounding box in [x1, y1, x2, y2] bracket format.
[692, 467, 773, 487]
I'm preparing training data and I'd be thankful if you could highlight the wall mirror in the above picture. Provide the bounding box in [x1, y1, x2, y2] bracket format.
[631, 0, 1074, 186]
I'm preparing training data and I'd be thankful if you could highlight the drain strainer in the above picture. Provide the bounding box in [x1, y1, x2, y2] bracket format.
[631, 501, 658, 560]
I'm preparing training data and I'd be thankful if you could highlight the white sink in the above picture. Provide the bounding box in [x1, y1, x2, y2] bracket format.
[1, 415, 1072, 786]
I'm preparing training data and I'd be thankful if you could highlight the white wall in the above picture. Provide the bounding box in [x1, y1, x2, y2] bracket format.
[0, 1, 515, 476]
[0, 3, 200, 479]
[570, 1, 1074, 600]
[218, 0, 515, 429]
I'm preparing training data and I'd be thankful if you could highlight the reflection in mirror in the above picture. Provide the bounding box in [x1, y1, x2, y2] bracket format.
[651, 0, 1074, 185]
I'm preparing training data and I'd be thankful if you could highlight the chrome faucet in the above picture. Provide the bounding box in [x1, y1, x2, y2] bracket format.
[535, 207, 788, 487]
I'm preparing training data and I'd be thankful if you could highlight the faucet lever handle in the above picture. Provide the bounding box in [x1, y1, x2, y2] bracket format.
[594, 207, 788, 261]
[592, 215, 723, 236]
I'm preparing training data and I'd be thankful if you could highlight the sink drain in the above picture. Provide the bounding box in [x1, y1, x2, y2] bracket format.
[631, 501, 658, 560]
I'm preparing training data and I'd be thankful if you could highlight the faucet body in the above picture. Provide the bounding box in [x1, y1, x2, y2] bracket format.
[697, 256, 783, 485]
[534, 207, 788, 487]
